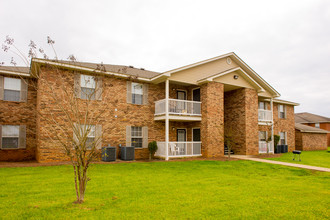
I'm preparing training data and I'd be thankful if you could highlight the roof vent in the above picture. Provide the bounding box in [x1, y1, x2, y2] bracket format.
[128, 65, 134, 68]
[140, 68, 145, 70]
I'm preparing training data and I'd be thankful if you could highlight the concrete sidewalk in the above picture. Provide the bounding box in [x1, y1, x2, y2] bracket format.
[231, 155, 330, 172]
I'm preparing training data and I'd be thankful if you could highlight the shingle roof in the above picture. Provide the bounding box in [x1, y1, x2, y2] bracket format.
[295, 123, 329, 133]
[295, 112, 330, 123]
[0, 66, 30, 74]
[39, 60, 161, 79]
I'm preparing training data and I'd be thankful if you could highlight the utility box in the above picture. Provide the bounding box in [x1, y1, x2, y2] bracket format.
[102, 146, 116, 162]
[120, 146, 135, 161]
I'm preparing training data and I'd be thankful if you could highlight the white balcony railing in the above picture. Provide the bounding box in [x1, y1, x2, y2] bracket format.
[259, 141, 274, 153]
[155, 141, 202, 158]
[155, 99, 201, 116]
[258, 109, 272, 122]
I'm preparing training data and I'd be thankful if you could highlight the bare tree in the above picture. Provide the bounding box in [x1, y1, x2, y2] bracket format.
[2, 36, 111, 203]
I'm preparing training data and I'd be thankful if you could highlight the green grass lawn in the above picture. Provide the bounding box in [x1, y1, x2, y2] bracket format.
[266, 147, 330, 168]
[0, 160, 329, 219]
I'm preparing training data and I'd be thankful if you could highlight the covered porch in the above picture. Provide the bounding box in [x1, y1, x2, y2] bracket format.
[154, 79, 202, 160]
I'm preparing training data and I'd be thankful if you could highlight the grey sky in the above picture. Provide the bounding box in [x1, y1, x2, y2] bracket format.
[1, 0, 329, 116]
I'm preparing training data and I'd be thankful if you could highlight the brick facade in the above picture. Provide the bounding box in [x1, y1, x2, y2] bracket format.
[0, 62, 298, 162]
[295, 130, 327, 151]
[224, 88, 258, 155]
[201, 82, 224, 157]
[273, 104, 295, 152]
[0, 77, 37, 161]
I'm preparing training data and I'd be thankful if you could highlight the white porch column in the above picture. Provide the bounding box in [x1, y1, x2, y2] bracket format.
[165, 79, 169, 160]
[270, 98, 274, 152]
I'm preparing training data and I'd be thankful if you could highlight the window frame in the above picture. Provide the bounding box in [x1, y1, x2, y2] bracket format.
[279, 132, 287, 145]
[258, 131, 267, 142]
[131, 82, 144, 105]
[279, 104, 285, 119]
[81, 124, 95, 150]
[258, 101, 267, 110]
[80, 74, 96, 100]
[315, 123, 320, 128]
[3, 77, 21, 102]
[131, 126, 143, 148]
[1, 125, 20, 149]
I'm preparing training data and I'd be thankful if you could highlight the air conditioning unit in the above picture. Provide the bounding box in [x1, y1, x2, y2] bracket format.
[101, 146, 116, 162]
[121, 146, 135, 161]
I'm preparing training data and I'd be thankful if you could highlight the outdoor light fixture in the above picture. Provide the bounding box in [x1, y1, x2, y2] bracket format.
[233, 75, 239, 79]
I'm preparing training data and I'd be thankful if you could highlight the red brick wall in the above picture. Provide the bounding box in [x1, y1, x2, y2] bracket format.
[36, 67, 168, 162]
[295, 130, 327, 151]
[201, 82, 224, 157]
[224, 88, 258, 155]
[273, 104, 295, 152]
[0, 77, 37, 161]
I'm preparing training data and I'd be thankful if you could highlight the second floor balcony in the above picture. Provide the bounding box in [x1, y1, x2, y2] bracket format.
[154, 99, 202, 121]
[258, 109, 272, 122]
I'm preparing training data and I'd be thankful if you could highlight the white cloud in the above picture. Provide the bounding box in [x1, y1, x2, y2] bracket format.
[0, 0, 329, 116]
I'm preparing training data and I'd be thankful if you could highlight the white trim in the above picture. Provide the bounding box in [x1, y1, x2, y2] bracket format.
[154, 115, 202, 122]
[197, 67, 265, 92]
[0, 70, 30, 77]
[33, 58, 152, 82]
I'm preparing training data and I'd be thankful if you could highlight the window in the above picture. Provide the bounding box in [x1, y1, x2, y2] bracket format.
[259, 131, 267, 141]
[80, 74, 96, 100]
[81, 125, 95, 149]
[4, 77, 21, 102]
[279, 105, 285, 119]
[131, 126, 143, 148]
[2, 125, 19, 149]
[258, 101, 267, 110]
[315, 123, 320, 128]
[279, 132, 286, 145]
[132, 82, 143, 104]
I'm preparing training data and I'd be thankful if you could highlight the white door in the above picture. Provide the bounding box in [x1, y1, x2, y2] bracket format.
[177, 129, 186, 155]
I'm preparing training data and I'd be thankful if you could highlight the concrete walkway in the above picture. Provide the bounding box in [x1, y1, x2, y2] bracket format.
[231, 155, 330, 172]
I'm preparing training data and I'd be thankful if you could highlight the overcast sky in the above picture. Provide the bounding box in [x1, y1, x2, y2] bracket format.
[1, 0, 329, 116]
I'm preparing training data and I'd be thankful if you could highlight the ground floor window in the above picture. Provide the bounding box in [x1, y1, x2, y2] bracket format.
[131, 126, 143, 148]
[258, 131, 267, 141]
[279, 132, 287, 145]
[1, 125, 20, 149]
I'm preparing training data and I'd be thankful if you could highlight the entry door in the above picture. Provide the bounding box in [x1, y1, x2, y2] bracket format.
[177, 129, 186, 155]
[192, 128, 201, 155]
[192, 88, 201, 114]
[177, 91, 187, 113]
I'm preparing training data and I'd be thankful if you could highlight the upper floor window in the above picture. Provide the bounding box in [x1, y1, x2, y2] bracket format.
[278, 104, 286, 119]
[258, 101, 267, 110]
[1, 125, 19, 149]
[80, 74, 96, 100]
[279, 132, 287, 145]
[126, 81, 148, 105]
[132, 82, 143, 105]
[4, 77, 21, 102]
[315, 123, 320, 128]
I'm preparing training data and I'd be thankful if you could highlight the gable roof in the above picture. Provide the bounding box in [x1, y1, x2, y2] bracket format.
[158, 52, 280, 97]
[295, 112, 330, 123]
[31, 58, 161, 80]
[295, 123, 329, 133]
